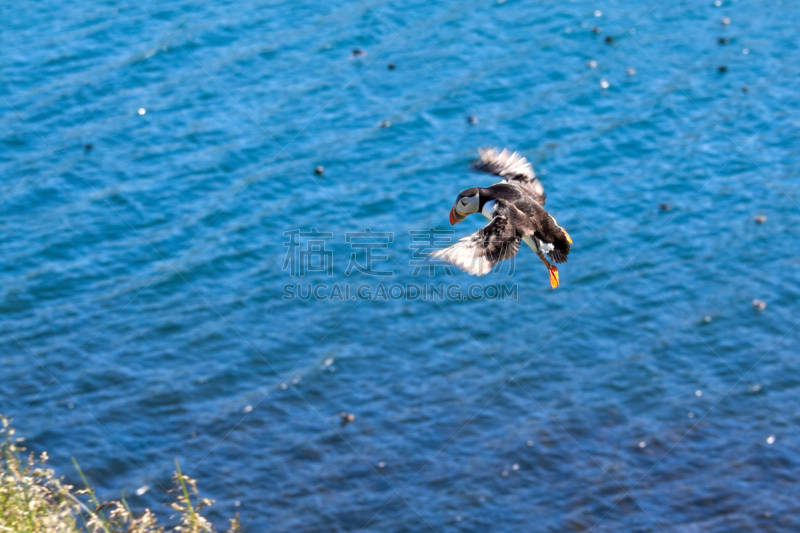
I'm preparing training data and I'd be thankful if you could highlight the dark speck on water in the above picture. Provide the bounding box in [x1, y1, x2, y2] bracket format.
[83, 143, 93, 151]
[718, 37, 729, 45]
[718, 65, 729, 73]
[388, 63, 396, 70]
[659, 203, 672, 211]
[605, 35, 614, 44]
[591, 26, 601, 34]
[340, 412, 356, 426]
[4, 1, 800, 531]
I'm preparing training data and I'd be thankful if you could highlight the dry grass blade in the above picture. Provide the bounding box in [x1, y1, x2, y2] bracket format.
[0, 416, 241, 532]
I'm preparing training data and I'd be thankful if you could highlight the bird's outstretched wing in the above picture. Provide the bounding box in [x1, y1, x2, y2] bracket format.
[431, 216, 520, 276]
[473, 147, 546, 205]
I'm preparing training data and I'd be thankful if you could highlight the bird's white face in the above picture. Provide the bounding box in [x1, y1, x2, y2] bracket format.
[450, 194, 480, 225]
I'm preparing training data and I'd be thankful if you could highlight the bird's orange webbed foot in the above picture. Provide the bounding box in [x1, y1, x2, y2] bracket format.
[548, 264, 559, 289]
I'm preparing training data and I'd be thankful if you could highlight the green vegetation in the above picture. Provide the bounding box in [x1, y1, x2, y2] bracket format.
[0, 417, 241, 533]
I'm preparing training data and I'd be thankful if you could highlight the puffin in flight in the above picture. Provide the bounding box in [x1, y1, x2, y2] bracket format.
[432, 148, 572, 288]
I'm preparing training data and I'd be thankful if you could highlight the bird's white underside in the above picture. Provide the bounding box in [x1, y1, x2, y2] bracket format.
[481, 200, 495, 219]
[522, 235, 552, 255]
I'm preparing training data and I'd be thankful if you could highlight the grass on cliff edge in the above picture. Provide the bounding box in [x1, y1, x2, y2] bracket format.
[0, 416, 241, 533]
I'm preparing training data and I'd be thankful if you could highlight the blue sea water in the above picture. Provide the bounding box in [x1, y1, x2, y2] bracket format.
[3, 0, 800, 530]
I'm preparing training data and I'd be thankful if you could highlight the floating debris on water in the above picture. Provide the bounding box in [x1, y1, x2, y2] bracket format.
[83, 143, 93, 151]
[753, 299, 767, 311]
[742, 48, 750, 55]
[500, 470, 508, 477]
[695, 390, 703, 397]
[600, 79, 610, 89]
[243, 405, 253, 413]
[350, 48, 366, 59]
[721, 17, 731, 25]
[512, 463, 520, 470]
[388, 63, 396, 70]
[591, 26, 601, 34]
[659, 203, 672, 211]
[587, 60, 598, 69]
[766, 435, 775, 444]
[379, 120, 391, 128]
[315, 165, 324, 176]
[703, 315, 712, 323]
[714, 0, 722, 6]
[594, 10, 602, 17]
[751, 383, 762, 392]
[526, 440, 533, 447]
[605, 36, 615, 44]
[138, 107, 146, 115]
[135, 485, 149, 496]
[688, 411, 695, 418]
[626, 67, 636, 76]
[755, 214, 767, 223]
[718, 65, 728, 73]
[742, 85, 749, 92]
[378, 461, 386, 468]
[340, 412, 355, 426]
[638, 441, 646, 448]
[467, 115, 478, 125]
[718, 37, 729, 45]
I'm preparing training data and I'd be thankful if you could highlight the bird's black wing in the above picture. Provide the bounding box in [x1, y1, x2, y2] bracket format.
[431, 215, 520, 276]
[472, 147, 546, 205]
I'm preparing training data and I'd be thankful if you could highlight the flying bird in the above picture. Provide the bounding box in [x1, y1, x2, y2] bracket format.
[432, 148, 572, 289]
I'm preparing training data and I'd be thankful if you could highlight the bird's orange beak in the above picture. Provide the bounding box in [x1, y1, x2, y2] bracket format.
[449, 207, 462, 225]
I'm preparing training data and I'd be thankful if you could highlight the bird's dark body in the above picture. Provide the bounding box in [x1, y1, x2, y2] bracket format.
[477, 183, 571, 264]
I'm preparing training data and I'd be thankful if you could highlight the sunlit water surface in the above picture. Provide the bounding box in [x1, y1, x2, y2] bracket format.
[3, 0, 800, 531]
